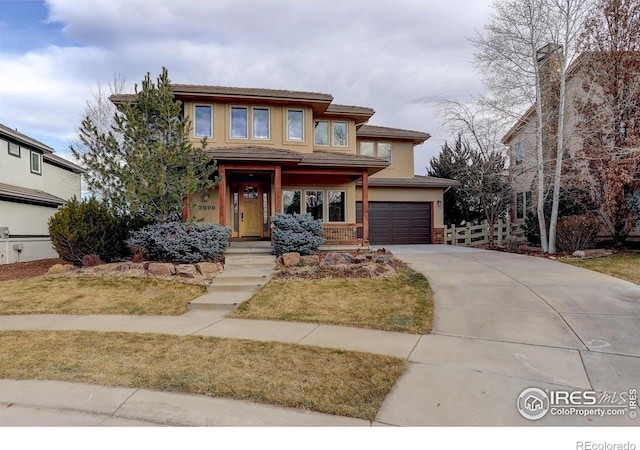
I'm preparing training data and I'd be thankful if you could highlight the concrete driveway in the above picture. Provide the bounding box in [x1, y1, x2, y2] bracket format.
[378, 245, 640, 426]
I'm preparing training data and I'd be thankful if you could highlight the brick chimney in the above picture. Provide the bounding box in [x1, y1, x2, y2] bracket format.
[537, 43, 563, 161]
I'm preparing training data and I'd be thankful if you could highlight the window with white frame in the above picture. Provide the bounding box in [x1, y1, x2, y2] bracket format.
[282, 189, 346, 223]
[332, 121, 348, 147]
[30, 150, 42, 175]
[516, 191, 531, 220]
[252, 107, 270, 140]
[8, 142, 20, 157]
[287, 109, 304, 141]
[194, 105, 213, 137]
[314, 120, 329, 146]
[283, 190, 301, 215]
[514, 142, 523, 165]
[231, 107, 248, 138]
[358, 141, 392, 162]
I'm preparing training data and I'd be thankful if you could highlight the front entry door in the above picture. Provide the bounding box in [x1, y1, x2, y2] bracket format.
[239, 184, 263, 237]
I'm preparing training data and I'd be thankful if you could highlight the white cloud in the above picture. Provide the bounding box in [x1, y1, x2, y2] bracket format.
[0, 0, 493, 171]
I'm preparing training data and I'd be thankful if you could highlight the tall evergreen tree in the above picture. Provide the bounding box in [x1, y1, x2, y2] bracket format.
[72, 68, 219, 223]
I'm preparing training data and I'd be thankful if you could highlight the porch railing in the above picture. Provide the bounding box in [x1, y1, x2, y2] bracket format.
[322, 223, 365, 245]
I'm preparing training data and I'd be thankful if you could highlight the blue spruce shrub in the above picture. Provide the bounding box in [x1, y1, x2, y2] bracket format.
[128, 222, 231, 264]
[271, 213, 325, 256]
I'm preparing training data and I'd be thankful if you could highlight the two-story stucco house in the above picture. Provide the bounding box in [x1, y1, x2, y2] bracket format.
[113, 85, 457, 246]
[0, 124, 83, 264]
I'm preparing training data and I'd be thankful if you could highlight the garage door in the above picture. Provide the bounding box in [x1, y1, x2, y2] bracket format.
[356, 202, 432, 245]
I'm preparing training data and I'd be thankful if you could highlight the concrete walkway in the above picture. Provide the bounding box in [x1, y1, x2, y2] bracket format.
[1, 245, 639, 426]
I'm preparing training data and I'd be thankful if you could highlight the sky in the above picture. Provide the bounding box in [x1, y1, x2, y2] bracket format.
[0, 0, 493, 174]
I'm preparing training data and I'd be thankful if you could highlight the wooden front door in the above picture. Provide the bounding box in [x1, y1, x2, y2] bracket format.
[239, 184, 263, 237]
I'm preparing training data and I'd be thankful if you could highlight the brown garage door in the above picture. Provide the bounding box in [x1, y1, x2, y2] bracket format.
[357, 202, 432, 245]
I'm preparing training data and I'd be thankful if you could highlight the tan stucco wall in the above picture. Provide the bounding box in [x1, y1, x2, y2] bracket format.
[356, 186, 445, 228]
[189, 187, 220, 223]
[370, 141, 415, 179]
[184, 101, 358, 155]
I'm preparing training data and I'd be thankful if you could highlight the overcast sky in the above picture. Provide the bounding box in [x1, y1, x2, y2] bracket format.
[0, 0, 493, 174]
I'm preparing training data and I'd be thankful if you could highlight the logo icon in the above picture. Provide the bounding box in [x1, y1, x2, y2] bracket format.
[517, 388, 550, 420]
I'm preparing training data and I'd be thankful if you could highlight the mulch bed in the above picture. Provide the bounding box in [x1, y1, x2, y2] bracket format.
[0, 258, 67, 282]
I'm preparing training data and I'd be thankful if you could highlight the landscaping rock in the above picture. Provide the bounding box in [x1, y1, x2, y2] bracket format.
[196, 262, 224, 277]
[147, 262, 176, 277]
[374, 254, 393, 264]
[176, 264, 198, 278]
[321, 252, 355, 266]
[353, 254, 370, 264]
[119, 262, 144, 272]
[47, 263, 74, 274]
[572, 250, 586, 258]
[282, 252, 301, 267]
[301, 255, 319, 266]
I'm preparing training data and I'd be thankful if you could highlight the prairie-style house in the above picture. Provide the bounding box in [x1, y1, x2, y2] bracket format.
[112, 85, 457, 246]
[0, 123, 83, 264]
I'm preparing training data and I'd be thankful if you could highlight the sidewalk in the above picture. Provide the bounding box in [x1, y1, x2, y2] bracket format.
[2, 245, 640, 426]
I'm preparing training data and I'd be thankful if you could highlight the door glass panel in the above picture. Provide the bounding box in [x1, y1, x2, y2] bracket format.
[305, 190, 323, 221]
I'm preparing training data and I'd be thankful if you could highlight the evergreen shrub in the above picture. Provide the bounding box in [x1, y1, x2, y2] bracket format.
[48, 197, 139, 266]
[128, 222, 231, 264]
[271, 213, 325, 256]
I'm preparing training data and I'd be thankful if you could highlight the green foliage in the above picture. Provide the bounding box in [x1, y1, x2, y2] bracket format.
[271, 213, 325, 256]
[127, 222, 231, 264]
[48, 197, 145, 266]
[72, 67, 219, 222]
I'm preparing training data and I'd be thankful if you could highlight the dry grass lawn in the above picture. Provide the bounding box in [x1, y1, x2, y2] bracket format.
[0, 277, 205, 315]
[229, 271, 434, 334]
[563, 253, 640, 285]
[0, 330, 406, 420]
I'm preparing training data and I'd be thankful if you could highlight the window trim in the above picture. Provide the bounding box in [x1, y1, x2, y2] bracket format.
[194, 104, 213, 138]
[30, 150, 42, 175]
[282, 188, 347, 223]
[358, 141, 393, 163]
[252, 107, 270, 140]
[332, 121, 348, 147]
[286, 108, 305, 142]
[314, 120, 329, 146]
[8, 142, 21, 157]
[230, 106, 249, 139]
[514, 142, 523, 165]
[516, 190, 531, 220]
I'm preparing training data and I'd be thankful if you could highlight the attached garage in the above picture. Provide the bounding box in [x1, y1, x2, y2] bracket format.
[357, 201, 432, 245]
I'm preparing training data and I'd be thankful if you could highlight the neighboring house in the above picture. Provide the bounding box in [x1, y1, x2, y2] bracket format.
[502, 44, 585, 225]
[112, 85, 458, 246]
[0, 124, 83, 264]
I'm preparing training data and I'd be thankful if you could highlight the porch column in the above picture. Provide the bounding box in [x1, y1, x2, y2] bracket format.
[182, 195, 189, 221]
[274, 165, 282, 214]
[218, 163, 226, 227]
[362, 170, 369, 242]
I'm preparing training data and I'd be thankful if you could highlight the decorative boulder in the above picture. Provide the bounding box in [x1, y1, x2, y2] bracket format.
[147, 262, 176, 277]
[282, 252, 301, 267]
[572, 250, 586, 259]
[321, 252, 355, 266]
[301, 255, 320, 266]
[196, 262, 224, 277]
[176, 264, 198, 278]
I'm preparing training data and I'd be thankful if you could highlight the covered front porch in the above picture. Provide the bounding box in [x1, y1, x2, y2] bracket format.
[187, 146, 389, 246]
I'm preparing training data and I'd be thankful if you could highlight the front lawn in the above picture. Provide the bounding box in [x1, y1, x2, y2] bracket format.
[229, 270, 434, 334]
[0, 277, 205, 315]
[562, 252, 640, 285]
[0, 330, 406, 420]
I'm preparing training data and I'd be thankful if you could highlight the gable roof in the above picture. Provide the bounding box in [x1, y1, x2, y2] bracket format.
[0, 182, 66, 207]
[357, 124, 431, 145]
[0, 123, 54, 154]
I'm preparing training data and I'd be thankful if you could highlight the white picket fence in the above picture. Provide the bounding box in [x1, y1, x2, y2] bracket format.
[445, 219, 519, 247]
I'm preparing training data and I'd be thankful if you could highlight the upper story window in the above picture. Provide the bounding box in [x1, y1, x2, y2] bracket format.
[231, 107, 248, 139]
[8, 142, 20, 157]
[252, 107, 270, 140]
[314, 120, 329, 146]
[30, 150, 42, 175]
[194, 105, 213, 137]
[359, 141, 392, 162]
[514, 142, 523, 165]
[332, 121, 348, 147]
[287, 109, 304, 141]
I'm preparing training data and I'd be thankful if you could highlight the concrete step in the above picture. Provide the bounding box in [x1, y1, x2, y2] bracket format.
[207, 282, 263, 294]
[224, 247, 273, 255]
